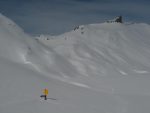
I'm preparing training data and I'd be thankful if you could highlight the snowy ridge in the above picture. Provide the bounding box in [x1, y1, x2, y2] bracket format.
[38, 22, 150, 77]
[1, 13, 150, 113]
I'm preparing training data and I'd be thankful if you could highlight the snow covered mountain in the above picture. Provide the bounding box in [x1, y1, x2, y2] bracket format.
[1, 13, 150, 113]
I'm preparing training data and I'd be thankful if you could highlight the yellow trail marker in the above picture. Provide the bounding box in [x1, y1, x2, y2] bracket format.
[43, 88, 49, 96]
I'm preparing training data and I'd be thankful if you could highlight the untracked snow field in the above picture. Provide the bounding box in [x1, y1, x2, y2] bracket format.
[1, 13, 150, 113]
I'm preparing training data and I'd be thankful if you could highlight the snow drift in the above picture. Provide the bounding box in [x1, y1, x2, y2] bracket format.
[1, 13, 150, 113]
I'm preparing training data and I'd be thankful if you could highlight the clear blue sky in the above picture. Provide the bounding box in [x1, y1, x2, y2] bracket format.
[0, 0, 149, 35]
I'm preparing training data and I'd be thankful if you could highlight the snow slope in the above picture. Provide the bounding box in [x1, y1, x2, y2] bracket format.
[1, 13, 150, 113]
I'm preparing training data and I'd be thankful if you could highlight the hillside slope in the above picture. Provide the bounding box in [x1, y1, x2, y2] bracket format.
[1, 13, 150, 113]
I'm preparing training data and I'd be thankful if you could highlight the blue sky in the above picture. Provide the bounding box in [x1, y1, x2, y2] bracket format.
[0, 0, 149, 35]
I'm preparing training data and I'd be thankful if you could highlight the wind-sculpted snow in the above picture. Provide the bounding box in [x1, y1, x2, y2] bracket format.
[39, 23, 150, 78]
[1, 13, 150, 113]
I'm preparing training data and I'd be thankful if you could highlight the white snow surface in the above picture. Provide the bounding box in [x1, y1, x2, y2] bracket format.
[1, 13, 150, 113]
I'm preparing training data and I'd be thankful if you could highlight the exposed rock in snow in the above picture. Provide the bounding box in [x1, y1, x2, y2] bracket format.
[107, 16, 123, 23]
